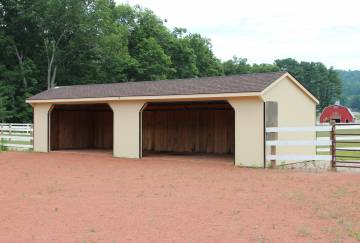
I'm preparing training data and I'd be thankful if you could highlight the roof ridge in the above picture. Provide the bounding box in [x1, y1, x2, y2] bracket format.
[52, 71, 288, 89]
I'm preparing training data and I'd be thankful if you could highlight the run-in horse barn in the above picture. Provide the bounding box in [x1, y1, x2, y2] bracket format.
[26, 72, 318, 167]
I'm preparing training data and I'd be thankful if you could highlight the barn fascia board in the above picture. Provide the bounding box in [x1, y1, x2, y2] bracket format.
[26, 91, 263, 104]
[261, 73, 319, 104]
[26, 96, 120, 105]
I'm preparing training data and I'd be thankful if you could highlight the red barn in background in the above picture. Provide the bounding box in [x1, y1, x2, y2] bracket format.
[319, 104, 355, 123]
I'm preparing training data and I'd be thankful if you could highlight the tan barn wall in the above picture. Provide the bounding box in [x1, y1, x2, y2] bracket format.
[228, 97, 264, 167]
[109, 101, 145, 158]
[142, 109, 235, 154]
[32, 103, 52, 152]
[262, 76, 317, 165]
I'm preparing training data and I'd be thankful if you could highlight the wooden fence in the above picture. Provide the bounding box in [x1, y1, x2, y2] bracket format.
[0, 123, 33, 150]
[266, 123, 360, 169]
[330, 123, 360, 169]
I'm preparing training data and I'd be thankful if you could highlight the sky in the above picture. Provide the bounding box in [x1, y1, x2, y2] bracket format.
[117, 0, 360, 70]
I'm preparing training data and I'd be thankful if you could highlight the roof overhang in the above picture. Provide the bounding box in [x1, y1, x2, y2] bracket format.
[26, 91, 263, 105]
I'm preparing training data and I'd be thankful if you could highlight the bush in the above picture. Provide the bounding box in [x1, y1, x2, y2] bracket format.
[0, 139, 8, 152]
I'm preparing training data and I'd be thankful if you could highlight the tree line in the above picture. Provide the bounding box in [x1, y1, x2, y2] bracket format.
[0, 0, 341, 122]
[337, 70, 360, 111]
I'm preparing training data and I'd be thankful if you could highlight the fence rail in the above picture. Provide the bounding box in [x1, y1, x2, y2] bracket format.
[2, 122, 360, 169]
[332, 123, 360, 169]
[266, 154, 331, 161]
[266, 140, 331, 146]
[265, 125, 332, 133]
[266, 123, 360, 169]
[0, 123, 33, 150]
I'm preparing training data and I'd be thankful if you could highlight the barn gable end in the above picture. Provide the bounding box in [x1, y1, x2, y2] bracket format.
[261, 75, 317, 162]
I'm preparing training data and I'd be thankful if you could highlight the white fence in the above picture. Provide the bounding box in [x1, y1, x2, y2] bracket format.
[265, 124, 360, 168]
[265, 125, 332, 162]
[316, 124, 360, 153]
[0, 123, 33, 150]
[1, 122, 360, 166]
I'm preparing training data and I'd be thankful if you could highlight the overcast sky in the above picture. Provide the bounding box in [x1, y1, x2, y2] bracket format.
[117, 0, 360, 70]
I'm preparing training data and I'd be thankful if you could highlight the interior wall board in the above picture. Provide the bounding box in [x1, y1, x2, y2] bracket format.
[142, 109, 235, 154]
[50, 105, 113, 150]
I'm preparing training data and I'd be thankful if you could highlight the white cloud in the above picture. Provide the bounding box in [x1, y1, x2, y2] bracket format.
[117, 0, 360, 69]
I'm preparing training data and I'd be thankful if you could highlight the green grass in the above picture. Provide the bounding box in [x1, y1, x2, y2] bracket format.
[0, 136, 32, 151]
[317, 128, 360, 161]
[0, 144, 7, 152]
[0, 139, 32, 145]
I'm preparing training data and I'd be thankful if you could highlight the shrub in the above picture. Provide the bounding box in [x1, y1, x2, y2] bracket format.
[0, 139, 8, 152]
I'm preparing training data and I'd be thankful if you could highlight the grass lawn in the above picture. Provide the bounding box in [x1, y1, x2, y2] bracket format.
[317, 128, 360, 163]
[0, 133, 33, 151]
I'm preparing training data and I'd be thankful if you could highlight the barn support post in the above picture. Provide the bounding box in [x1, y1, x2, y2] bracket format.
[138, 103, 148, 158]
[31, 103, 53, 152]
[228, 97, 264, 167]
[109, 101, 146, 159]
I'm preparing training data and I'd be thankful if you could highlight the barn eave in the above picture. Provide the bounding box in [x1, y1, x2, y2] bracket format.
[26, 91, 263, 105]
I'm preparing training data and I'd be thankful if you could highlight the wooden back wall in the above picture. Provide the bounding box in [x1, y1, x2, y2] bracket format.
[142, 109, 235, 154]
[51, 106, 113, 150]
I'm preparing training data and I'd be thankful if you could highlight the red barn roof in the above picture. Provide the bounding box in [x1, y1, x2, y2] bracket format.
[319, 105, 355, 123]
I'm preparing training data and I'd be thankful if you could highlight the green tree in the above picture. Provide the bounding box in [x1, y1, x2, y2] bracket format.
[223, 56, 250, 75]
[348, 96, 360, 110]
[36, 0, 96, 88]
[133, 37, 174, 80]
[187, 33, 223, 77]
[250, 63, 279, 73]
[167, 28, 198, 78]
[337, 70, 360, 110]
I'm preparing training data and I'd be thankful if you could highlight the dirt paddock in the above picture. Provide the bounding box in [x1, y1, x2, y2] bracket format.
[1, 152, 360, 242]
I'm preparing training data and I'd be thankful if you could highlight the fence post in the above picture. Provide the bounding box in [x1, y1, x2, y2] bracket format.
[270, 143, 276, 168]
[331, 122, 336, 170]
[30, 124, 34, 148]
[265, 102, 278, 168]
[0, 124, 2, 146]
[9, 123, 12, 144]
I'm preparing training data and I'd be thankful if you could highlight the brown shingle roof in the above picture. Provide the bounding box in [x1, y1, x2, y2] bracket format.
[28, 71, 287, 100]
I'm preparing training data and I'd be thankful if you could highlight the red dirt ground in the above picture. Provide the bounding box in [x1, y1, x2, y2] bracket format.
[1, 152, 360, 242]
